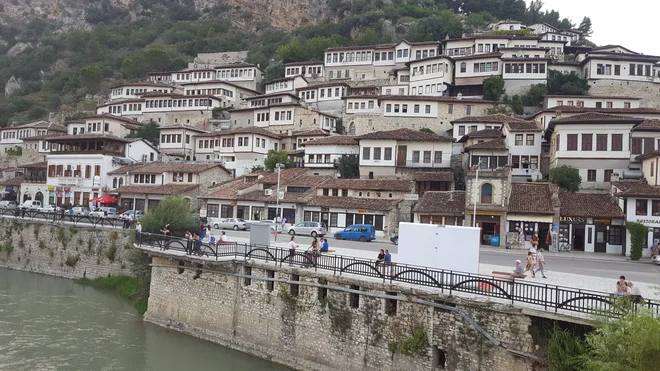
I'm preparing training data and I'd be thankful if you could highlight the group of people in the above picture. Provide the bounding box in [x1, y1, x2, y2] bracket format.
[615, 275, 643, 302]
[287, 236, 329, 266]
[510, 234, 547, 279]
[375, 249, 394, 275]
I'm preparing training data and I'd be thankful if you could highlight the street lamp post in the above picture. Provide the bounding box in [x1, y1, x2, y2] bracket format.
[471, 164, 480, 228]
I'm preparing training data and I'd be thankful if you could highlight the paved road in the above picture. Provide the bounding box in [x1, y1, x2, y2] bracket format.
[223, 229, 660, 284]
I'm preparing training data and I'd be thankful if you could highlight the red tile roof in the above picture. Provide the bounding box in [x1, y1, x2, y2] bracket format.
[464, 138, 507, 151]
[559, 192, 624, 218]
[505, 121, 543, 132]
[117, 184, 199, 195]
[0, 176, 25, 186]
[196, 127, 282, 139]
[508, 183, 558, 215]
[552, 112, 640, 122]
[306, 196, 401, 211]
[412, 191, 465, 215]
[452, 114, 528, 124]
[412, 171, 454, 182]
[632, 120, 660, 132]
[108, 162, 228, 175]
[635, 150, 660, 161]
[303, 136, 359, 146]
[321, 179, 414, 192]
[358, 128, 453, 142]
[612, 181, 660, 198]
[464, 128, 503, 138]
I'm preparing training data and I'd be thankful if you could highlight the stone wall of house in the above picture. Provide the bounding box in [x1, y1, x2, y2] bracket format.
[145, 255, 547, 371]
[587, 80, 660, 108]
[0, 218, 133, 279]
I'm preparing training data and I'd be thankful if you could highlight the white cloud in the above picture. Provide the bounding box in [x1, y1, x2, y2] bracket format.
[538, 0, 659, 55]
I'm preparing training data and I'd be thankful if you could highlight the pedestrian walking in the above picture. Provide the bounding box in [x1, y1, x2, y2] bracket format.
[288, 236, 299, 266]
[383, 226, 389, 240]
[525, 251, 536, 278]
[135, 221, 142, 234]
[534, 248, 547, 278]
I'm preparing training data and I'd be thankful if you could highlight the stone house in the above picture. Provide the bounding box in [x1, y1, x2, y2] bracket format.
[505, 182, 559, 250]
[465, 166, 511, 245]
[412, 190, 466, 226]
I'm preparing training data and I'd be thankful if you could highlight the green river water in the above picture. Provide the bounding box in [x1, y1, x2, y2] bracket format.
[0, 268, 291, 371]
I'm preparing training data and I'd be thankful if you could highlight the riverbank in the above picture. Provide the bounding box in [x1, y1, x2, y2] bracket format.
[75, 275, 149, 314]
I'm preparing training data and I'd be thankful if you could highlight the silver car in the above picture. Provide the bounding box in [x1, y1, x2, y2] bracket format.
[0, 201, 17, 210]
[213, 218, 248, 231]
[288, 221, 327, 237]
[89, 207, 119, 218]
[70, 207, 91, 216]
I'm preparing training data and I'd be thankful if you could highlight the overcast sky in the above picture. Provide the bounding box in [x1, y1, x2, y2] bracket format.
[538, 0, 659, 56]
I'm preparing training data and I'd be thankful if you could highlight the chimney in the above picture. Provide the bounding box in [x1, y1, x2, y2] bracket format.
[611, 172, 620, 182]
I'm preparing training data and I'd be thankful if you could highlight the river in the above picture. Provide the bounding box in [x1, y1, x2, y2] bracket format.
[0, 268, 290, 371]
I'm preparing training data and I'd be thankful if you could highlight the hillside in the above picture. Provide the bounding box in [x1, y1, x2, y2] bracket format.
[0, 0, 583, 126]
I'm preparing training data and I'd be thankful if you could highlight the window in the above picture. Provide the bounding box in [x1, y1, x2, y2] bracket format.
[515, 134, 523, 146]
[604, 169, 614, 182]
[460, 63, 466, 73]
[636, 199, 648, 216]
[480, 184, 493, 204]
[587, 169, 597, 182]
[413, 104, 420, 113]
[458, 126, 465, 136]
[423, 151, 431, 163]
[609, 226, 623, 245]
[433, 151, 442, 163]
[466, 105, 472, 115]
[581, 134, 593, 151]
[596, 134, 608, 151]
[385, 104, 392, 113]
[412, 151, 420, 163]
[631, 138, 643, 155]
[624, 102, 631, 109]
[362, 147, 370, 160]
[511, 155, 520, 168]
[612, 134, 623, 151]
[384, 147, 392, 161]
[526, 134, 534, 146]
[373, 147, 381, 160]
[653, 200, 660, 216]
[530, 156, 538, 169]
[425, 105, 431, 114]
[448, 104, 453, 114]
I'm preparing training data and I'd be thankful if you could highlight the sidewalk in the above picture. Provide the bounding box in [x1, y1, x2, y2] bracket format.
[480, 246, 635, 263]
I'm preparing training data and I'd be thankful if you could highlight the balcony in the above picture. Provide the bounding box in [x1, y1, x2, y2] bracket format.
[56, 177, 83, 186]
[24, 176, 46, 183]
[396, 160, 447, 168]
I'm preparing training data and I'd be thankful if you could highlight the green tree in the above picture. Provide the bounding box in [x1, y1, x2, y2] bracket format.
[578, 17, 593, 38]
[338, 155, 359, 179]
[412, 11, 464, 41]
[120, 58, 137, 78]
[125, 120, 160, 145]
[482, 76, 505, 101]
[547, 70, 590, 96]
[546, 325, 587, 371]
[80, 65, 103, 89]
[264, 61, 285, 82]
[263, 150, 289, 171]
[419, 128, 435, 134]
[510, 94, 523, 114]
[626, 222, 648, 261]
[549, 165, 581, 192]
[139, 196, 198, 236]
[522, 83, 548, 106]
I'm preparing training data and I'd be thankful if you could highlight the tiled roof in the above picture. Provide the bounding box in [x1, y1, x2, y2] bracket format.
[306, 196, 401, 211]
[465, 128, 503, 138]
[0, 176, 25, 186]
[21, 161, 47, 169]
[535, 106, 660, 115]
[464, 139, 507, 151]
[291, 129, 330, 137]
[196, 127, 282, 139]
[256, 168, 309, 185]
[559, 192, 624, 218]
[632, 120, 660, 132]
[452, 114, 527, 124]
[357, 128, 453, 142]
[108, 162, 227, 175]
[552, 112, 640, 122]
[412, 191, 465, 215]
[635, 150, 660, 161]
[376, 95, 494, 104]
[321, 179, 414, 192]
[326, 43, 397, 52]
[508, 183, 557, 215]
[80, 114, 144, 125]
[303, 136, 359, 146]
[505, 121, 543, 132]
[448, 52, 503, 61]
[117, 184, 199, 195]
[45, 134, 131, 143]
[612, 181, 660, 198]
[412, 171, 454, 182]
[158, 123, 208, 132]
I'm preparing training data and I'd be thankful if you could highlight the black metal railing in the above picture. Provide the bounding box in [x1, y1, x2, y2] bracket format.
[134, 232, 660, 318]
[0, 209, 124, 228]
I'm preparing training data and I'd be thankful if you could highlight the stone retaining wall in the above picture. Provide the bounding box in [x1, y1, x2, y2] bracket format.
[145, 255, 548, 371]
[0, 218, 133, 279]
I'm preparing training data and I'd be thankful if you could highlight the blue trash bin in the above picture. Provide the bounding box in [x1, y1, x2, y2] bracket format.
[490, 235, 500, 247]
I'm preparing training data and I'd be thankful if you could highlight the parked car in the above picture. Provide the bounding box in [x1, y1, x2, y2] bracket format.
[0, 201, 17, 210]
[69, 207, 91, 216]
[334, 224, 376, 242]
[89, 207, 119, 218]
[212, 218, 248, 230]
[119, 210, 144, 220]
[21, 200, 42, 210]
[288, 221, 327, 237]
[38, 204, 61, 213]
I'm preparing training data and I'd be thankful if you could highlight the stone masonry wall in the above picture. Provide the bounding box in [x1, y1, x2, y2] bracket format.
[587, 80, 660, 108]
[0, 218, 133, 279]
[145, 256, 546, 371]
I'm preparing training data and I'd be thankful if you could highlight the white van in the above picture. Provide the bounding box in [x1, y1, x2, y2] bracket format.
[21, 200, 42, 210]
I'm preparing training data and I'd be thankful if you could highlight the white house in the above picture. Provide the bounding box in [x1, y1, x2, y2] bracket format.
[357, 128, 454, 179]
[543, 95, 641, 109]
[0, 121, 66, 155]
[158, 123, 208, 161]
[284, 62, 325, 80]
[502, 120, 544, 181]
[297, 82, 348, 115]
[301, 135, 359, 169]
[68, 115, 142, 138]
[264, 76, 308, 95]
[109, 83, 175, 101]
[612, 181, 660, 257]
[407, 55, 453, 96]
[180, 80, 260, 108]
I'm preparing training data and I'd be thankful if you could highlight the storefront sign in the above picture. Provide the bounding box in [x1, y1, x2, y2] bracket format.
[47, 186, 55, 191]
[552, 223, 559, 232]
[404, 194, 419, 201]
[634, 219, 660, 225]
[593, 219, 611, 225]
[357, 210, 367, 214]
[560, 216, 586, 224]
[63, 187, 71, 192]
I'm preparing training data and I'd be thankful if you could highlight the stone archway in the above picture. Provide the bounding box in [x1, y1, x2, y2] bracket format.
[348, 121, 356, 135]
[35, 191, 44, 203]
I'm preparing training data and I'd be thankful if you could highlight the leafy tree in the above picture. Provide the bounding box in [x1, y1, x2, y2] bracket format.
[483, 76, 505, 101]
[120, 58, 137, 78]
[464, 12, 495, 34]
[338, 155, 359, 179]
[510, 94, 523, 114]
[578, 17, 593, 38]
[549, 165, 581, 192]
[522, 83, 548, 106]
[264, 61, 285, 82]
[125, 120, 160, 145]
[626, 222, 647, 261]
[264, 150, 290, 171]
[251, 165, 265, 172]
[419, 128, 435, 134]
[411, 11, 464, 41]
[547, 70, 590, 96]
[80, 65, 103, 89]
[139, 196, 198, 236]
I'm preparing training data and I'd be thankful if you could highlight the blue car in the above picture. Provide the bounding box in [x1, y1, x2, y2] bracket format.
[334, 224, 376, 242]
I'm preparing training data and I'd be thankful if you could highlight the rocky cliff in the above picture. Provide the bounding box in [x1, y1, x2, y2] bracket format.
[0, 0, 331, 55]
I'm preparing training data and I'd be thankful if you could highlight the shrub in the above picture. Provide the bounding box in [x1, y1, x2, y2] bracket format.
[139, 196, 198, 236]
[626, 222, 647, 261]
[106, 245, 117, 262]
[65, 255, 80, 267]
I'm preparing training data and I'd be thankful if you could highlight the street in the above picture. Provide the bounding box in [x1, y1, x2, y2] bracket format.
[222, 229, 660, 285]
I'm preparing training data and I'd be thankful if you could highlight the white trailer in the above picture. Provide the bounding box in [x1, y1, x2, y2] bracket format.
[397, 222, 480, 274]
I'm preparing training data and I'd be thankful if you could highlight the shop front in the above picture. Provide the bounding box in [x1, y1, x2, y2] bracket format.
[301, 207, 387, 233]
[558, 216, 625, 254]
[466, 211, 505, 245]
[507, 214, 553, 250]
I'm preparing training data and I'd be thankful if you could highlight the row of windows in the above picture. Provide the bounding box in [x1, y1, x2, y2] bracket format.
[285, 66, 322, 76]
[410, 84, 443, 95]
[564, 133, 624, 152]
[585, 169, 615, 182]
[362, 147, 393, 161]
[256, 112, 270, 122]
[473, 61, 499, 73]
[172, 172, 194, 183]
[328, 70, 351, 79]
[457, 125, 500, 136]
[48, 164, 101, 178]
[274, 111, 292, 121]
[112, 88, 166, 96]
[250, 98, 282, 107]
[216, 69, 254, 79]
[307, 154, 332, 164]
[504, 63, 547, 74]
[385, 103, 433, 114]
[412, 150, 443, 164]
[347, 101, 375, 110]
[411, 62, 446, 76]
[511, 155, 539, 170]
[514, 134, 535, 146]
[145, 99, 213, 109]
[265, 81, 289, 91]
[175, 71, 213, 80]
[1, 128, 46, 139]
[635, 199, 660, 216]
[161, 134, 191, 144]
[184, 88, 234, 98]
[326, 51, 375, 64]
[133, 174, 157, 184]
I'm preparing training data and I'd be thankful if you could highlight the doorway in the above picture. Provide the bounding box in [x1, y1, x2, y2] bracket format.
[538, 225, 550, 250]
[572, 225, 585, 251]
[481, 222, 497, 245]
[594, 225, 607, 253]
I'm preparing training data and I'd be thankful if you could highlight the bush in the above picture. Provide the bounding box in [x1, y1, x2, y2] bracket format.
[139, 196, 198, 236]
[549, 165, 581, 192]
[547, 326, 586, 371]
[626, 222, 647, 261]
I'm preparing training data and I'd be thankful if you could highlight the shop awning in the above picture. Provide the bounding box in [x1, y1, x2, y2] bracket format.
[506, 214, 553, 223]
